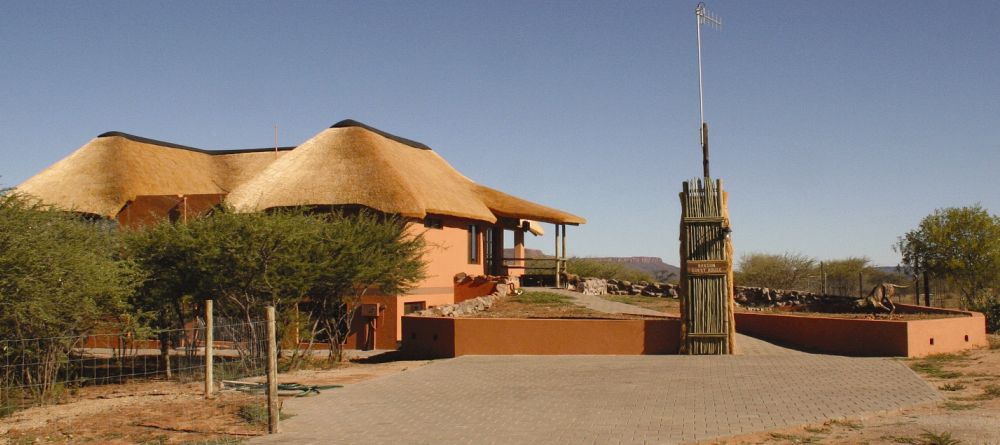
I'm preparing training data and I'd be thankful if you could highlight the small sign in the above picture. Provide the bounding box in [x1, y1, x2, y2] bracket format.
[687, 260, 729, 276]
[360, 303, 381, 318]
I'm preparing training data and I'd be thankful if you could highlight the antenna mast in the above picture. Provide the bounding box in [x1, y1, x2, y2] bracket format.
[696, 2, 721, 178]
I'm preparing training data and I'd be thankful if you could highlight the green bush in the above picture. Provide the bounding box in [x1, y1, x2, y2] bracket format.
[0, 191, 136, 404]
[973, 298, 1000, 334]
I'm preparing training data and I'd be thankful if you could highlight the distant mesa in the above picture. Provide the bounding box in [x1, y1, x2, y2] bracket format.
[502, 249, 679, 279]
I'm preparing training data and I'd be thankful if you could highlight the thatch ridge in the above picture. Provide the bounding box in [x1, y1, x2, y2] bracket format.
[97, 131, 297, 155]
[330, 119, 431, 150]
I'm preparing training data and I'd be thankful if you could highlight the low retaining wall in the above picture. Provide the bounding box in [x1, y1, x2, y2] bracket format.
[402, 316, 682, 358]
[735, 304, 988, 357]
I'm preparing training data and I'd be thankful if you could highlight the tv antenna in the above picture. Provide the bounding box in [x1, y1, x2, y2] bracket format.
[696, 2, 721, 178]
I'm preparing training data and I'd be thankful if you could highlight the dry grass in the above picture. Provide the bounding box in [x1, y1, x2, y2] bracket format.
[475, 291, 608, 319]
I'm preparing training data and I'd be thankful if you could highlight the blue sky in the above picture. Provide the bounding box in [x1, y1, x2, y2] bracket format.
[2, 1, 998, 267]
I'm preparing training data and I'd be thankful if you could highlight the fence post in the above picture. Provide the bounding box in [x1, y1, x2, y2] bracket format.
[204, 299, 214, 399]
[266, 306, 279, 434]
[820, 262, 827, 295]
[858, 271, 864, 299]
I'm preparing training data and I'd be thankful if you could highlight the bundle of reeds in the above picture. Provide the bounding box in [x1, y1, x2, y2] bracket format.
[678, 178, 736, 354]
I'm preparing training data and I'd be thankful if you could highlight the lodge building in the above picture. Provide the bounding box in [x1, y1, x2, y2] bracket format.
[16, 119, 585, 349]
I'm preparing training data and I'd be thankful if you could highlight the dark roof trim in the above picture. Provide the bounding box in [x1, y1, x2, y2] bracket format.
[96, 131, 296, 155]
[330, 119, 431, 150]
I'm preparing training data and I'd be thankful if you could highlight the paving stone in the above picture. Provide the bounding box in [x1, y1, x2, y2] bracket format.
[250, 347, 939, 444]
[249, 287, 940, 444]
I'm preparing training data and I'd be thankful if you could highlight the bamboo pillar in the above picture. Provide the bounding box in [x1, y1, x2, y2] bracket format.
[678, 178, 734, 355]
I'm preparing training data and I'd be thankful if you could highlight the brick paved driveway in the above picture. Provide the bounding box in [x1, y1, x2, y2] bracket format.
[250, 336, 939, 445]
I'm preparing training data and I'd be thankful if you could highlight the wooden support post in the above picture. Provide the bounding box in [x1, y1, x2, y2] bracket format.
[561, 224, 567, 260]
[204, 299, 213, 399]
[160, 329, 171, 380]
[514, 229, 525, 270]
[702, 123, 710, 178]
[553, 224, 561, 288]
[265, 306, 279, 434]
[561, 224, 567, 286]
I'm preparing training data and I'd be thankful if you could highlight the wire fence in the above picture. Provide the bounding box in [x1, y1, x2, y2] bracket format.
[1, 316, 270, 416]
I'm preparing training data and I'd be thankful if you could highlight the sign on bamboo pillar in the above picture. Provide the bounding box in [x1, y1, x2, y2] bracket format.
[678, 178, 735, 354]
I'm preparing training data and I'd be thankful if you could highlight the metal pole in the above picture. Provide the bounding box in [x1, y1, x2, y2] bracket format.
[696, 3, 706, 133]
[695, 3, 720, 179]
[266, 306, 279, 434]
[204, 300, 213, 399]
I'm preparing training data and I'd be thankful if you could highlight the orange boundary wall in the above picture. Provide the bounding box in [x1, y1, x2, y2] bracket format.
[735, 304, 988, 357]
[401, 316, 681, 358]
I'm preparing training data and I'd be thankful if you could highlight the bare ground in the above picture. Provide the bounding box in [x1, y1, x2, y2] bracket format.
[708, 336, 1000, 445]
[0, 360, 427, 444]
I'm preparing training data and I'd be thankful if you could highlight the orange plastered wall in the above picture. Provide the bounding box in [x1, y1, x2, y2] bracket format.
[402, 316, 682, 358]
[407, 216, 486, 294]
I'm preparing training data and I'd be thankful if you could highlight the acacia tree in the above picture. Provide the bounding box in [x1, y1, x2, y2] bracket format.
[0, 192, 136, 402]
[126, 208, 426, 363]
[735, 252, 816, 290]
[301, 211, 426, 361]
[896, 205, 1000, 309]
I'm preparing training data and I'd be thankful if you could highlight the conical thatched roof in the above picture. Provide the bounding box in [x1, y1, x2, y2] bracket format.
[17, 120, 585, 225]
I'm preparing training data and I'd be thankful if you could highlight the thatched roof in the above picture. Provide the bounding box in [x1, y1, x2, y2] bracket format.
[17, 120, 585, 225]
[16, 133, 290, 218]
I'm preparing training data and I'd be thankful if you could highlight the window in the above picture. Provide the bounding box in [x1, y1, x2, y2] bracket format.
[423, 217, 443, 229]
[404, 301, 426, 314]
[468, 224, 479, 263]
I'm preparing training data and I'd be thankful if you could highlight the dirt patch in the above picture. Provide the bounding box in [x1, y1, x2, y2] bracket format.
[0, 360, 426, 444]
[708, 335, 1000, 445]
[469, 291, 609, 319]
[601, 294, 680, 315]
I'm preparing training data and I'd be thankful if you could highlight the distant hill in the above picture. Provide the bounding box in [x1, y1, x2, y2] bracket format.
[502, 249, 679, 281]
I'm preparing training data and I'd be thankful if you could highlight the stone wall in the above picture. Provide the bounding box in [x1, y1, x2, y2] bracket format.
[606, 279, 680, 298]
[415, 276, 514, 317]
[734, 286, 859, 309]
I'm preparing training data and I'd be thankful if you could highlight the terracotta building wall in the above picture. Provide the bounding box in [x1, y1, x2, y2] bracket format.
[402, 316, 682, 358]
